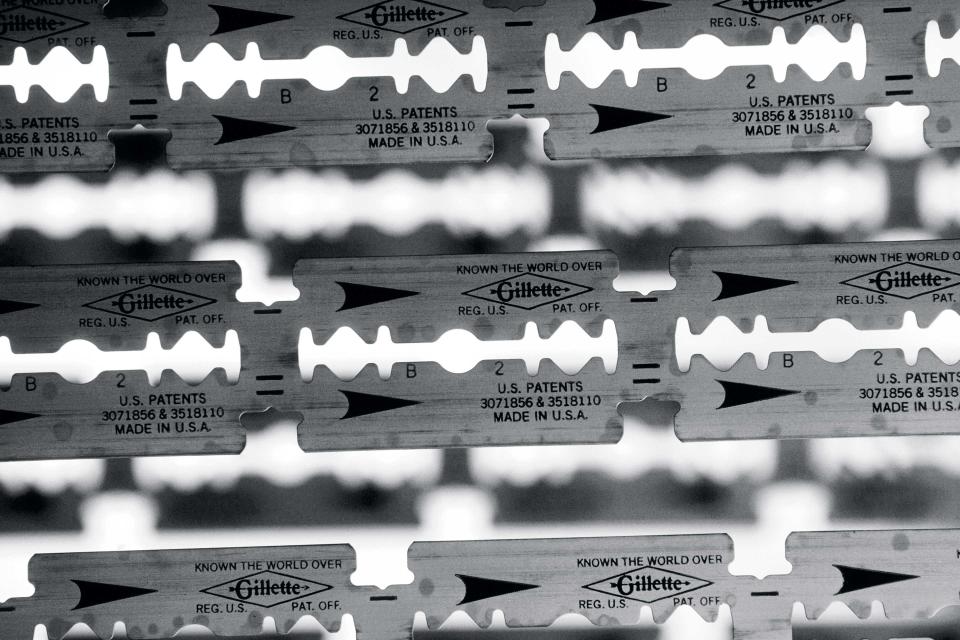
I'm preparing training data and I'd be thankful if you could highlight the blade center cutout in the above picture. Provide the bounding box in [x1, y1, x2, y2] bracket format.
[925, 21, 960, 77]
[299, 320, 618, 381]
[0, 331, 240, 386]
[0, 45, 108, 103]
[675, 310, 960, 371]
[167, 37, 488, 100]
[545, 24, 866, 90]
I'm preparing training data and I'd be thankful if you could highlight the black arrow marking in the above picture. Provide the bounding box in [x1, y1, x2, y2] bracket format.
[336, 282, 419, 312]
[456, 574, 540, 605]
[209, 4, 293, 35]
[0, 299, 39, 315]
[717, 380, 800, 409]
[589, 0, 671, 23]
[340, 390, 420, 420]
[713, 271, 797, 301]
[72, 580, 157, 610]
[0, 409, 41, 426]
[213, 115, 296, 145]
[590, 104, 672, 134]
[833, 565, 919, 595]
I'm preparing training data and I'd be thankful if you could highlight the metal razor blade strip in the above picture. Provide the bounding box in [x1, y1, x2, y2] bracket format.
[0, 0, 955, 171]
[2, 240, 959, 460]
[1, 528, 956, 640]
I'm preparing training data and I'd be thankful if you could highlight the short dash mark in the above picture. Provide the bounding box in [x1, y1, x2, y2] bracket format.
[370, 595, 397, 601]
[256, 390, 284, 396]
[256, 375, 284, 381]
[505, 20, 533, 26]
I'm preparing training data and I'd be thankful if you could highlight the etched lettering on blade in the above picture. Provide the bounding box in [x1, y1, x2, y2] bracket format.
[463, 273, 592, 310]
[713, 0, 845, 21]
[0, 4, 88, 43]
[83, 285, 216, 322]
[583, 566, 712, 604]
[337, 0, 466, 34]
[840, 262, 960, 300]
[200, 570, 332, 608]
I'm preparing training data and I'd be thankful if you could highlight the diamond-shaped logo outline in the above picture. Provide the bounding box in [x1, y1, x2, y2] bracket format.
[82, 284, 216, 322]
[713, 0, 846, 22]
[840, 261, 960, 300]
[337, 0, 467, 35]
[582, 566, 713, 604]
[0, 3, 89, 44]
[462, 273, 593, 311]
[199, 570, 333, 608]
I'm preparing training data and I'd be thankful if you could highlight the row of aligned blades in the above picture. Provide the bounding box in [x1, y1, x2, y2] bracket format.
[4, 239, 960, 460]
[0, 251, 628, 460]
[0, 0, 958, 171]
[0, 528, 956, 640]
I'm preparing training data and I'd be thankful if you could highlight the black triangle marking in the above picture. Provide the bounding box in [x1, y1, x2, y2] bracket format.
[717, 380, 800, 409]
[713, 271, 797, 301]
[590, 104, 672, 134]
[456, 574, 540, 605]
[72, 580, 157, 610]
[589, 0, 671, 23]
[213, 115, 296, 145]
[337, 282, 419, 312]
[209, 4, 293, 35]
[833, 565, 919, 595]
[0, 299, 39, 315]
[0, 409, 41, 426]
[340, 390, 421, 420]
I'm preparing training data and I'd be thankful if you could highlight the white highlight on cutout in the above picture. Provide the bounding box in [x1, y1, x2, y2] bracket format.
[243, 168, 550, 239]
[191, 240, 299, 305]
[167, 37, 487, 99]
[865, 103, 930, 158]
[0, 45, 108, 102]
[925, 20, 960, 77]
[134, 420, 440, 490]
[0, 458, 103, 493]
[0, 331, 241, 387]
[546, 25, 866, 89]
[676, 311, 960, 372]
[473, 417, 775, 485]
[919, 157, 960, 228]
[582, 160, 886, 232]
[811, 434, 960, 478]
[0, 171, 215, 241]
[299, 320, 618, 381]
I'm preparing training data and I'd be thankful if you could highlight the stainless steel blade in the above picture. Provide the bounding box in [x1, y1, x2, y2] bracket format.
[4, 529, 960, 640]
[0, 0, 958, 171]
[4, 239, 960, 460]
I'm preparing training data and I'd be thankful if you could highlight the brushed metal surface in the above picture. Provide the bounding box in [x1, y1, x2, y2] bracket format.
[0, 0, 955, 171]
[2, 240, 960, 459]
